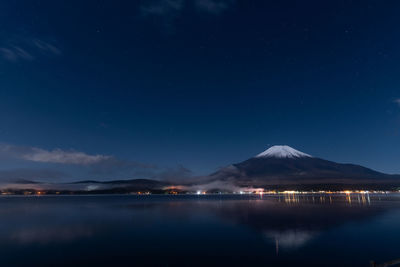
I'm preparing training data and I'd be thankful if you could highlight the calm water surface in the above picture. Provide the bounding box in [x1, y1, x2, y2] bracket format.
[0, 194, 399, 266]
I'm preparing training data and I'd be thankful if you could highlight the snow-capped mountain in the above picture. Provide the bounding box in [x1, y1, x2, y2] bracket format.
[209, 145, 400, 189]
[255, 145, 312, 158]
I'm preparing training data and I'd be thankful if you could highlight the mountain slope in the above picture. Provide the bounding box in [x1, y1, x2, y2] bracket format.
[210, 145, 400, 187]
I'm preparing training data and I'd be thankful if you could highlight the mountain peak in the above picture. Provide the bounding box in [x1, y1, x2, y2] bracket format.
[255, 145, 312, 159]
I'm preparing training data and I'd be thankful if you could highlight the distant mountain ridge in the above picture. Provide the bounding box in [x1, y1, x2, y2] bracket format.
[5, 145, 400, 192]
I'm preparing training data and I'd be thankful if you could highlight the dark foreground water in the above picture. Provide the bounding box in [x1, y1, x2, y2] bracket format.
[0, 194, 399, 266]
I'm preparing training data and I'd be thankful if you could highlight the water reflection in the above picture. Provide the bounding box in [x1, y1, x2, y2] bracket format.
[274, 192, 373, 206]
[0, 194, 398, 266]
[117, 194, 395, 254]
[10, 226, 93, 244]
[199, 194, 387, 251]
[266, 230, 316, 253]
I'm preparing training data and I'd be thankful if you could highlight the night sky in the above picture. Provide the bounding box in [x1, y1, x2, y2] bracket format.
[0, 0, 400, 182]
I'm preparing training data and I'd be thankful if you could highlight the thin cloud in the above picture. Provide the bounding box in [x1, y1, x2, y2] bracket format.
[0, 144, 110, 165]
[0, 46, 34, 62]
[0, 143, 161, 181]
[33, 39, 61, 55]
[0, 143, 194, 182]
[195, 0, 234, 14]
[140, 0, 183, 16]
[139, 0, 184, 33]
[0, 37, 61, 62]
[22, 148, 110, 165]
[394, 99, 400, 106]
[139, 0, 235, 29]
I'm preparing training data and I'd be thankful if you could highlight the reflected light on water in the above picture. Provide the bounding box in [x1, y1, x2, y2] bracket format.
[269, 193, 376, 207]
[0, 194, 397, 266]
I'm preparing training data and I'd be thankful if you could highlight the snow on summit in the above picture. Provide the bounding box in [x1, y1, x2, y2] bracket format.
[255, 145, 312, 159]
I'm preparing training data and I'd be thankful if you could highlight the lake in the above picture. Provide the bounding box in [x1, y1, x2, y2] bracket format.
[0, 194, 399, 266]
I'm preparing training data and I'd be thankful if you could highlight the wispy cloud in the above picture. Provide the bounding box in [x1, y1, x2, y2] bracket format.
[0, 37, 61, 63]
[139, 0, 235, 31]
[140, 0, 234, 16]
[140, 0, 184, 17]
[32, 39, 61, 55]
[0, 144, 110, 165]
[139, 0, 184, 33]
[394, 98, 400, 106]
[0, 46, 34, 62]
[22, 148, 110, 165]
[195, 0, 234, 14]
[0, 143, 194, 182]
